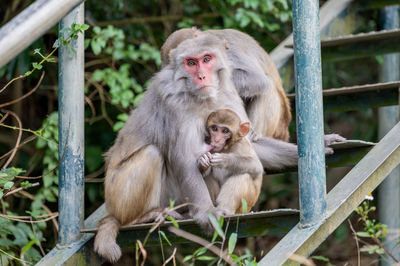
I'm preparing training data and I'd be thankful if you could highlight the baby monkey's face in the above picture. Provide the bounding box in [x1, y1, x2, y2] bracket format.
[208, 124, 232, 152]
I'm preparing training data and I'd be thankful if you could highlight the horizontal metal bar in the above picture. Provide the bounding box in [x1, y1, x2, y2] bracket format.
[0, 0, 85, 68]
[285, 29, 400, 61]
[271, 0, 352, 70]
[286, 29, 400, 48]
[259, 122, 400, 265]
[288, 81, 400, 112]
[267, 140, 375, 174]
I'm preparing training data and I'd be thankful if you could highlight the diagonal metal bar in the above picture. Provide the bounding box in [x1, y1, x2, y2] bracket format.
[0, 0, 85, 68]
[259, 122, 400, 265]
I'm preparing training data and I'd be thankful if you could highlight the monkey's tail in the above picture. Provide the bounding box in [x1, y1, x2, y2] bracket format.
[94, 215, 122, 263]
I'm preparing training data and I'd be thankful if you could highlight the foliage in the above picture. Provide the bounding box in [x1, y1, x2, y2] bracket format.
[355, 201, 388, 257]
[0, 22, 88, 264]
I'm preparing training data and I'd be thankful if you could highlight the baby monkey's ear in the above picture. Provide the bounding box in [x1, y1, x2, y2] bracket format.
[239, 122, 250, 137]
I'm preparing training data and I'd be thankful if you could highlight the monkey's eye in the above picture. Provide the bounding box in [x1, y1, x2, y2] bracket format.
[222, 128, 230, 134]
[186, 59, 197, 66]
[203, 55, 211, 63]
[210, 125, 218, 132]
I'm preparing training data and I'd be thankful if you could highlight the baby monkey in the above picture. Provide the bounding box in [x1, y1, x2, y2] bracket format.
[198, 109, 264, 215]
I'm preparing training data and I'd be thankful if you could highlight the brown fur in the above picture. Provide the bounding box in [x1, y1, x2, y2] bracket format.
[161, 28, 291, 141]
[94, 216, 121, 263]
[201, 109, 264, 215]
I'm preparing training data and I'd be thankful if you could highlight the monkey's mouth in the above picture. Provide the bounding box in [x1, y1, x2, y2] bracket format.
[199, 85, 214, 92]
[206, 145, 214, 152]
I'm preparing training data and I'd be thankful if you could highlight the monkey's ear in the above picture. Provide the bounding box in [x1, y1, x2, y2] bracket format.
[239, 122, 250, 137]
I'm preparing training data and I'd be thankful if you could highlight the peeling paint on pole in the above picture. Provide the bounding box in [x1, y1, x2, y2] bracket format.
[58, 3, 85, 246]
[293, 0, 327, 226]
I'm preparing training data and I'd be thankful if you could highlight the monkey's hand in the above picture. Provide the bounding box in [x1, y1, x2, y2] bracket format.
[324, 134, 346, 155]
[210, 153, 230, 168]
[198, 152, 212, 172]
[193, 207, 222, 235]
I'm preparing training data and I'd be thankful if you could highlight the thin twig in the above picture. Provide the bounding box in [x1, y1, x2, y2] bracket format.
[0, 213, 58, 223]
[84, 95, 96, 121]
[0, 135, 37, 161]
[84, 165, 105, 182]
[0, 247, 31, 265]
[14, 122, 70, 180]
[0, 75, 25, 94]
[168, 226, 236, 265]
[18, 190, 58, 232]
[0, 72, 45, 108]
[1, 110, 22, 169]
[30, 217, 45, 256]
[0, 112, 10, 124]
[4, 182, 40, 197]
[162, 247, 177, 266]
[137, 240, 147, 266]
[348, 219, 361, 266]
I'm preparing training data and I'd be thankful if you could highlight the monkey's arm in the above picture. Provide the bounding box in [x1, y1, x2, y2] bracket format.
[252, 134, 346, 170]
[211, 152, 263, 177]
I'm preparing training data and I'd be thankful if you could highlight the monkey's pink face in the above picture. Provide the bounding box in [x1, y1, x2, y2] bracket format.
[209, 124, 232, 152]
[183, 52, 216, 92]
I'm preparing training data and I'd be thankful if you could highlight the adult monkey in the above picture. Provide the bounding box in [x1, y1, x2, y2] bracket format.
[94, 31, 343, 263]
[95, 33, 250, 263]
[161, 28, 292, 141]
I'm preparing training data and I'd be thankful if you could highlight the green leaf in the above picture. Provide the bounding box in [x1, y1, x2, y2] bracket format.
[197, 256, 216, 261]
[159, 230, 172, 246]
[356, 232, 371, 238]
[183, 255, 193, 262]
[312, 255, 330, 262]
[241, 198, 248, 213]
[208, 212, 224, 239]
[34, 48, 41, 55]
[21, 240, 35, 255]
[80, 24, 90, 31]
[113, 121, 125, 132]
[32, 62, 42, 70]
[0, 190, 3, 199]
[166, 216, 179, 228]
[228, 233, 238, 254]
[194, 247, 208, 256]
[4, 182, 14, 189]
[21, 181, 31, 188]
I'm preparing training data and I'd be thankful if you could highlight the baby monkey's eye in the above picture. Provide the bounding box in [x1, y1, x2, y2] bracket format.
[222, 128, 230, 134]
[210, 125, 218, 132]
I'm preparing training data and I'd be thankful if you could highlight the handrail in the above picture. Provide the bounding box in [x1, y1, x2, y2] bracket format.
[0, 0, 85, 68]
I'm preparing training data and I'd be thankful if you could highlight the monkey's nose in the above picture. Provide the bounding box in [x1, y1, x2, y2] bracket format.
[198, 75, 206, 80]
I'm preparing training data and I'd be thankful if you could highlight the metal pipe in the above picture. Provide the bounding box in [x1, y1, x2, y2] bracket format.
[292, 0, 327, 226]
[378, 5, 400, 266]
[57, 3, 85, 246]
[0, 0, 85, 68]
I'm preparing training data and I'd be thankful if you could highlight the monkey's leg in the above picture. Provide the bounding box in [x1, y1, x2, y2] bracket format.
[95, 145, 164, 262]
[204, 175, 221, 204]
[216, 174, 262, 215]
[105, 145, 164, 224]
